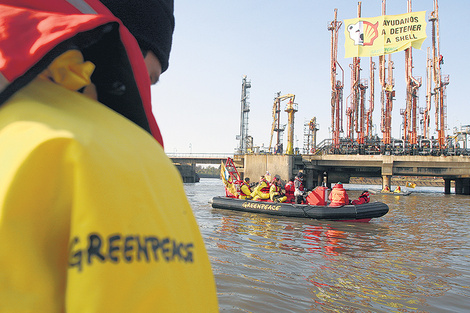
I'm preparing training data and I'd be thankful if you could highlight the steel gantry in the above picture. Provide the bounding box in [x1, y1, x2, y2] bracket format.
[402, 0, 422, 153]
[429, 0, 449, 151]
[269, 93, 295, 154]
[328, 8, 344, 152]
[238, 75, 252, 154]
[366, 58, 376, 140]
[379, 0, 395, 150]
[284, 95, 298, 155]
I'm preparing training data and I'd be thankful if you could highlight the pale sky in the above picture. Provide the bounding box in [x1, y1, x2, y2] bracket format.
[151, 0, 468, 154]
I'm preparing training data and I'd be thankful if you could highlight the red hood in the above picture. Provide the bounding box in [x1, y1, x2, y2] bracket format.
[0, 0, 163, 146]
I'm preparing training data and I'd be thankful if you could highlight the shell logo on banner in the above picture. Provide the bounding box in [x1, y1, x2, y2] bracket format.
[344, 11, 427, 58]
[347, 21, 379, 46]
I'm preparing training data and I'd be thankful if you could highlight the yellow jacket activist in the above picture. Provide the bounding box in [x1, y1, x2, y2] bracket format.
[0, 72, 218, 313]
[0, 1, 217, 312]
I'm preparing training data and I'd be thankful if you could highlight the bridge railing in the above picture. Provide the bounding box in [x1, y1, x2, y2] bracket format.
[166, 152, 234, 159]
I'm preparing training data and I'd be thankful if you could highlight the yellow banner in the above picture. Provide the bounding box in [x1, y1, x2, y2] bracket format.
[344, 11, 427, 58]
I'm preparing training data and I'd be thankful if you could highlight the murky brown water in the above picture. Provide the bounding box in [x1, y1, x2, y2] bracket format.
[185, 179, 470, 312]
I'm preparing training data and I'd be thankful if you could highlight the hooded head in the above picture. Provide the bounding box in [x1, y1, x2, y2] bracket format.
[100, 0, 175, 73]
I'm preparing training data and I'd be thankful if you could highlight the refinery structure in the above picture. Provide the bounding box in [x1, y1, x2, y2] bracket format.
[237, 0, 469, 157]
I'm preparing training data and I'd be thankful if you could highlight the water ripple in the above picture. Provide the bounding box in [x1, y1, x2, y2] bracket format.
[186, 179, 470, 312]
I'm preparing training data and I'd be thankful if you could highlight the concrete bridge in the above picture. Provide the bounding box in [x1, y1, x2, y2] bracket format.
[167, 153, 231, 183]
[242, 154, 470, 195]
[167, 153, 231, 166]
[167, 153, 470, 194]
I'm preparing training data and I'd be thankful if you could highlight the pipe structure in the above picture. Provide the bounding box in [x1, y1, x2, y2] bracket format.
[328, 8, 344, 151]
[353, 2, 369, 148]
[269, 91, 282, 152]
[402, 0, 422, 152]
[284, 96, 298, 155]
[429, 0, 449, 151]
[270, 93, 295, 154]
[309, 117, 318, 153]
[379, 0, 394, 148]
[366, 58, 375, 139]
[346, 94, 353, 140]
[347, 2, 362, 143]
[238, 75, 251, 154]
[424, 47, 432, 139]
[357, 78, 368, 146]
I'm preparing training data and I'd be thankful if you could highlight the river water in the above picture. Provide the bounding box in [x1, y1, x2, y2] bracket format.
[184, 178, 470, 312]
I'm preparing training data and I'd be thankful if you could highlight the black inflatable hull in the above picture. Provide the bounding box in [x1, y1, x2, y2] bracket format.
[210, 197, 389, 221]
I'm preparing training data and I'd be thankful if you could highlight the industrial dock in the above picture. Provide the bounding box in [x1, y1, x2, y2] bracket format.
[173, 0, 470, 195]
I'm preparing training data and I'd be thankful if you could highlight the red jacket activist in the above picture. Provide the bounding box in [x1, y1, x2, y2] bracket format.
[329, 183, 350, 206]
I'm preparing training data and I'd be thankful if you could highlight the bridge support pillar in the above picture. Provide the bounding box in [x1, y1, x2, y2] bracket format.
[463, 178, 470, 195]
[455, 179, 463, 194]
[382, 175, 392, 190]
[316, 172, 323, 187]
[381, 157, 393, 190]
[444, 179, 451, 194]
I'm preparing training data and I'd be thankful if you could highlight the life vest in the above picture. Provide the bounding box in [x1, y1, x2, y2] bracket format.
[239, 181, 251, 198]
[269, 183, 281, 195]
[268, 183, 286, 202]
[251, 179, 270, 200]
[285, 181, 295, 195]
[284, 181, 295, 203]
[259, 179, 270, 194]
[0, 0, 163, 145]
[329, 184, 349, 206]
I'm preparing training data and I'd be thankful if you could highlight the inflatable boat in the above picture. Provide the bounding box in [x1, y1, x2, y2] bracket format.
[216, 157, 388, 222]
[210, 196, 389, 222]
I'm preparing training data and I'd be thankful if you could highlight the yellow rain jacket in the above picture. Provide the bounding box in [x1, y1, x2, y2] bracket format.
[0, 52, 218, 312]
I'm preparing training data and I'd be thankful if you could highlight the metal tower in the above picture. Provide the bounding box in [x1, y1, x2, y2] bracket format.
[379, 0, 395, 150]
[269, 91, 284, 154]
[429, 0, 449, 151]
[303, 117, 319, 154]
[238, 75, 251, 154]
[285, 96, 298, 155]
[401, 0, 422, 154]
[346, 2, 363, 144]
[270, 93, 295, 154]
[423, 47, 432, 139]
[366, 58, 375, 140]
[328, 8, 344, 152]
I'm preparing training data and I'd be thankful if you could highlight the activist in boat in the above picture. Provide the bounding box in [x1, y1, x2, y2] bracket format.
[214, 158, 389, 222]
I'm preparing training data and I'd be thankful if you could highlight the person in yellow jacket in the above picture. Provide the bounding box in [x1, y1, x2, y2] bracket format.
[239, 177, 252, 199]
[269, 176, 287, 203]
[0, 1, 218, 312]
[251, 176, 271, 201]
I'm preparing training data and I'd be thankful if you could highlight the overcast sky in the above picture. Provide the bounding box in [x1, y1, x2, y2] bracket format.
[151, 0, 468, 154]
